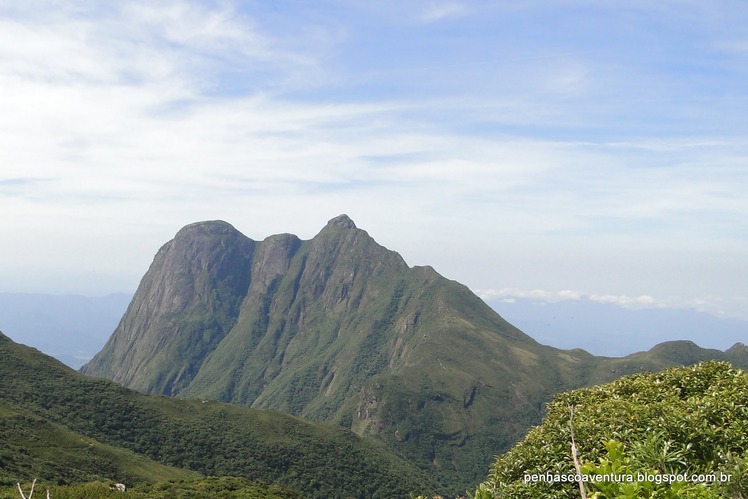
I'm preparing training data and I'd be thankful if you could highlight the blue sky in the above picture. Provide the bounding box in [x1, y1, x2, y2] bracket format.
[1, 1, 747, 319]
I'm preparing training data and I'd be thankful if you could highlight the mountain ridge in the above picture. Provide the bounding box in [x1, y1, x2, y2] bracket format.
[486, 295, 748, 356]
[80, 215, 748, 492]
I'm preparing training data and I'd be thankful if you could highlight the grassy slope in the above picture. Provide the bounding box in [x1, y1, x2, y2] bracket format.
[0, 332, 437, 498]
[1, 477, 301, 499]
[0, 400, 199, 487]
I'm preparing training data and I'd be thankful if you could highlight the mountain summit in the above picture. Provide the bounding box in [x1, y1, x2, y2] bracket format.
[81, 216, 747, 490]
[82, 216, 543, 485]
[325, 213, 357, 229]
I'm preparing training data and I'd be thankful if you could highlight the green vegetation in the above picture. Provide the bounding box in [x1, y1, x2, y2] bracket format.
[0, 400, 199, 486]
[0, 332, 437, 498]
[79, 217, 748, 496]
[7, 218, 748, 497]
[480, 362, 748, 498]
[1, 477, 300, 498]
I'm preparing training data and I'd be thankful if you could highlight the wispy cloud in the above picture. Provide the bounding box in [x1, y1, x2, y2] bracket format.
[475, 288, 747, 320]
[0, 0, 746, 319]
[420, 2, 467, 23]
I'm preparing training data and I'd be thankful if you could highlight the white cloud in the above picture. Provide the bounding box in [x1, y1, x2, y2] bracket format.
[588, 294, 656, 307]
[477, 288, 571, 302]
[476, 288, 748, 321]
[1, 0, 747, 320]
[420, 2, 467, 23]
[558, 289, 583, 300]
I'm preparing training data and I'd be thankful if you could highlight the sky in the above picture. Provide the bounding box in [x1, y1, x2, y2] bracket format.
[1, 1, 747, 320]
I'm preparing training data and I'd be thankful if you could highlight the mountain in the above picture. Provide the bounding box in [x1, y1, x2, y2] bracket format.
[0, 292, 131, 368]
[0, 331, 436, 497]
[80, 215, 748, 492]
[486, 295, 748, 357]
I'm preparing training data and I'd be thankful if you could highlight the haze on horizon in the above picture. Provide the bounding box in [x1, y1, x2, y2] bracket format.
[1, 1, 747, 321]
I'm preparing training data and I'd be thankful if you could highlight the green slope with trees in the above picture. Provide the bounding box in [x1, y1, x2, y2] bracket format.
[1, 477, 301, 499]
[0, 399, 199, 487]
[0, 332, 437, 498]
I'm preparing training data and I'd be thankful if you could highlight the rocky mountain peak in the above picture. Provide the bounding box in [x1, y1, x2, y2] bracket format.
[175, 220, 238, 237]
[726, 342, 748, 359]
[325, 214, 357, 230]
[729, 342, 747, 351]
[79, 216, 748, 493]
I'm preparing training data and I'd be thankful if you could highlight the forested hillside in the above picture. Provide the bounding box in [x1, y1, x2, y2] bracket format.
[0, 332, 437, 498]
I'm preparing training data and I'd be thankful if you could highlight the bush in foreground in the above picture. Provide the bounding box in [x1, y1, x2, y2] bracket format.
[478, 362, 748, 498]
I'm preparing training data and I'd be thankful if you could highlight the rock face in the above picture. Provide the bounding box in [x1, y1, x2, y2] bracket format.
[82, 221, 255, 395]
[81, 215, 748, 489]
[83, 215, 554, 485]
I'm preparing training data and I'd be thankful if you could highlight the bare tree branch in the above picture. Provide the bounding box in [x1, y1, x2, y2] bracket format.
[16, 478, 36, 499]
[569, 406, 587, 499]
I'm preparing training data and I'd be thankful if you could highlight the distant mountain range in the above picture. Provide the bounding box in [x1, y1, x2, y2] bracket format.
[486, 296, 748, 357]
[0, 292, 130, 368]
[77, 215, 748, 492]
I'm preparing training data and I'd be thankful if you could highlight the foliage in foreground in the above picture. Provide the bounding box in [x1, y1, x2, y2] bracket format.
[479, 362, 748, 498]
[0, 477, 301, 499]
